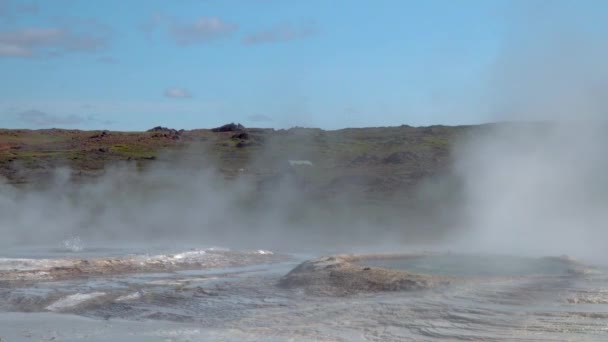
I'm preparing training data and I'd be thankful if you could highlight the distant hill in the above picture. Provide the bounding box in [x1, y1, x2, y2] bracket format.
[0, 123, 483, 198]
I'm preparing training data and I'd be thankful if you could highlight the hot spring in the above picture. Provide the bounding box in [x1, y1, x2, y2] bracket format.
[355, 254, 577, 277]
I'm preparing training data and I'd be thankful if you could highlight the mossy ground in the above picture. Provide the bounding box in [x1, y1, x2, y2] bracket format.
[0, 125, 474, 197]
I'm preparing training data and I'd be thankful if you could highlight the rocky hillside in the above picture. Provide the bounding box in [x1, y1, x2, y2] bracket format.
[0, 123, 480, 198]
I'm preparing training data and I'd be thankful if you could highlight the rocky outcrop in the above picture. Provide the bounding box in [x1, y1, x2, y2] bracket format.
[279, 254, 450, 296]
[0, 250, 285, 283]
[89, 131, 109, 139]
[147, 126, 183, 140]
[231, 132, 250, 140]
[212, 123, 245, 132]
[147, 126, 169, 132]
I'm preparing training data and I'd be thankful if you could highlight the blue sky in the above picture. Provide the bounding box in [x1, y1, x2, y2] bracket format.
[1, 0, 607, 130]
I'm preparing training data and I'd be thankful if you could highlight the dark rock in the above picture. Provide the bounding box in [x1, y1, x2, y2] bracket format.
[211, 123, 245, 132]
[98, 148, 108, 153]
[89, 131, 109, 139]
[147, 126, 182, 140]
[279, 255, 449, 295]
[147, 126, 171, 132]
[231, 132, 250, 140]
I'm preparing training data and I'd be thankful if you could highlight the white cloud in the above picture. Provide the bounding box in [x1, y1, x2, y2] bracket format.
[142, 14, 238, 45]
[243, 23, 316, 45]
[0, 0, 38, 21]
[0, 25, 109, 58]
[169, 17, 237, 46]
[0, 41, 29, 56]
[140, 12, 167, 34]
[164, 87, 193, 99]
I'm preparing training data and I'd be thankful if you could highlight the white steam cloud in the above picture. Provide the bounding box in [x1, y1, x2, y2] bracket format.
[449, 1, 608, 262]
[452, 122, 608, 261]
[0, 147, 427, 253]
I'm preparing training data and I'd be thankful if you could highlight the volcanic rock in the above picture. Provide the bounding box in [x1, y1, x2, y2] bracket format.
[279, 254, 450, 296]
[212, 123, 245, 132]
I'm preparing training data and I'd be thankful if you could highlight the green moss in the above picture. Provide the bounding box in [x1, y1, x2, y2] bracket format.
[421, 135, 449, 149]
[111, 144, 157, 159]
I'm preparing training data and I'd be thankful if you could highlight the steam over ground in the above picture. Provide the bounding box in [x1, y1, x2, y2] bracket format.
[0, 146, 449, 252]
[1, 120, 607, 264]
[1, 2, 606, 262]
[2, 2, 608, 341]
[452, 122, 608, 262]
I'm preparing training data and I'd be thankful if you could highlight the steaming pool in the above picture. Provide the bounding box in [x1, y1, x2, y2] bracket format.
[1, 247, 608, 341]
[355, 254, 575, 277]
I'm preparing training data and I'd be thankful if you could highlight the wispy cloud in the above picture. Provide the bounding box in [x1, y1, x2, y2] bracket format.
[142, 14, 237, 46]
[0, 0, 38, 21]
[169, 17, 237, 46]
[14, 2, 37, 15]
[0, 23, 110, 58]
[140, 12, 167, 36]
[243, 23, 316, 45]
[17, 109, 91, 126]
[164, 87, 192, 99]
